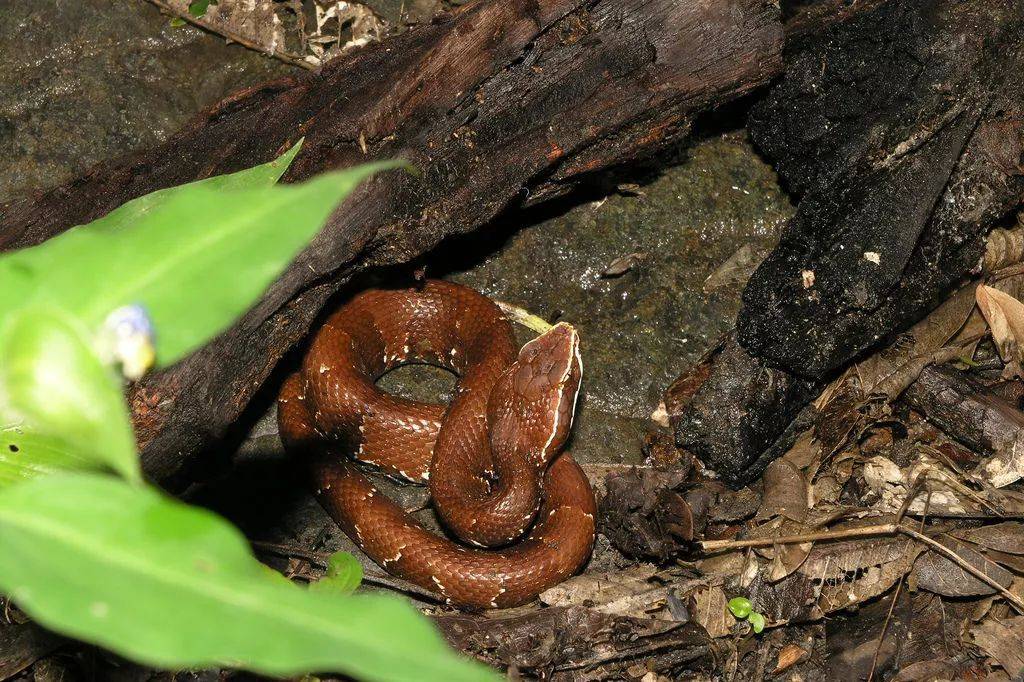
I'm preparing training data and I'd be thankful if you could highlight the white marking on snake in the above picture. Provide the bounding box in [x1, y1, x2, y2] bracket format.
[431, 575, 450, 597]
[539, 326, 581, 460]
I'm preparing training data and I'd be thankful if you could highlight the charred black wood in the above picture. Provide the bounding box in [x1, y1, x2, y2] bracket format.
[903, 364, 1024, 468]
[669, 335, 819, 486]
[676, 0, 1024, 487]
[741, 0, 1024, 378]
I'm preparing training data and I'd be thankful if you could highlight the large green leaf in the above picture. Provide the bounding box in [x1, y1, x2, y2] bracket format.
[0, 308, 139, 483]
[0, 144, 401, 367]
[0, 474, 495, 681]
[0, 424, 97, 489]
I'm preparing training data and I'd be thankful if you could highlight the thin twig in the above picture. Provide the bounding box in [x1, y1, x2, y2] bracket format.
[869, 489, 931, 682]
[146, 0, 317, 71]
[700, 524, 899, 551]
[867, 577, 903, 682]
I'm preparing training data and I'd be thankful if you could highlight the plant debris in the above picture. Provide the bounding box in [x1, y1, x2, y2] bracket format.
[149, 0, 387, 69]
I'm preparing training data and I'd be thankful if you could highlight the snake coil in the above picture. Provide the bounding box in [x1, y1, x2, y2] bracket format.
[278, 280, 596, 608]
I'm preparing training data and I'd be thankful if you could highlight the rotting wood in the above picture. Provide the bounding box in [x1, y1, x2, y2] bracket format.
[675, 0, 1024, 487]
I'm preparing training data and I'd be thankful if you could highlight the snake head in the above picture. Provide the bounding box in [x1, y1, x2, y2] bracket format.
[489, 322, 583, 465]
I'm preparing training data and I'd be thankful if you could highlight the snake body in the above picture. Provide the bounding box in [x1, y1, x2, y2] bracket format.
[277, 280, 596, 608]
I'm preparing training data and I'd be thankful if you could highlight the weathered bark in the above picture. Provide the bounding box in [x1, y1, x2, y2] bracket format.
[675, 0, 1024, 485]
[740, 0, 1024, 378]
[0, 0, 783, 481]
[903, 365, 1024, 476]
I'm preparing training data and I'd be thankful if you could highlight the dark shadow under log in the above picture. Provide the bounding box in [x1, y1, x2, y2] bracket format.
[0, 0, 784, 481]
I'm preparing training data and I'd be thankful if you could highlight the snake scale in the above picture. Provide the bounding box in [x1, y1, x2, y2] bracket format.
[277, 280, 596, 608]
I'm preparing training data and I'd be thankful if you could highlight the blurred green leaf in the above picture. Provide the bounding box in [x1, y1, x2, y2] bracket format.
[0, 142, 402, 368]
[748, 611, 765, 634]
[188, 0, 215, 17]
[169, 17, 186, 27]
[0, 309, 138, 483]
[0, 474, 496, 681]
[311, 551, 363, 595]
[0, 424, 99, 489]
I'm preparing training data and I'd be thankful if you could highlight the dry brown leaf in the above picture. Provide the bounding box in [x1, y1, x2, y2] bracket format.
[952, 523, 1024, 556]
[911, 536, 1015, 597]
[746, 517, 814, 583]
[768, 541, 813, 583]
[977, 284, 1024, 373]
[601, 252, 647, 278]
[538, 564, 700, 621]
[690, 583, 735, 638]
[757, 459, 808, 523]
[986, 224, 1024, 273]
[774, 643, 809, 673]
[702, 244, 769, 293]
[984, 549, 1024, 574]
[157, 0, 385, 68]
[751, 536, 919, 622]
[971, 617, 1024, 678]
[854, 282, 978, 399]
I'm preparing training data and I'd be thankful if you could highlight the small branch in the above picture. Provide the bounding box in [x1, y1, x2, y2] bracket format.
[146, 0, 316, 71]
[700, 524, 898, 551]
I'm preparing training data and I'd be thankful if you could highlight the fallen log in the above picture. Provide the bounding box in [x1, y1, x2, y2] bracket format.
[675, 0, 1024, 485]
[903, 365, 1024, 488]
[0, 0, 784, 481]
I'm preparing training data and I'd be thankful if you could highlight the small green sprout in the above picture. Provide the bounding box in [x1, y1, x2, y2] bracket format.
[727, 597, 765, 634]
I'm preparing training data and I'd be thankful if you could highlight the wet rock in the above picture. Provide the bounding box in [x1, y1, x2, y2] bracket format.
[0, 0, 291, 202]
[438, 133, 791, 465]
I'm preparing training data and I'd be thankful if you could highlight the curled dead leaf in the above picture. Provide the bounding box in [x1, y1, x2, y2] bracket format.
[757, 459, 808, 523]
[774, 643, 809, 673]
[976, 284, 1024, 374]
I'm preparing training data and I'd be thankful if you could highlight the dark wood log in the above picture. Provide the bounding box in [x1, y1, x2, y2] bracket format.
[0, 0, 784, 481]
[902, 365, 1024, 473]
[674, 0, 1024, 486]
[740, 0, 1024, 379]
